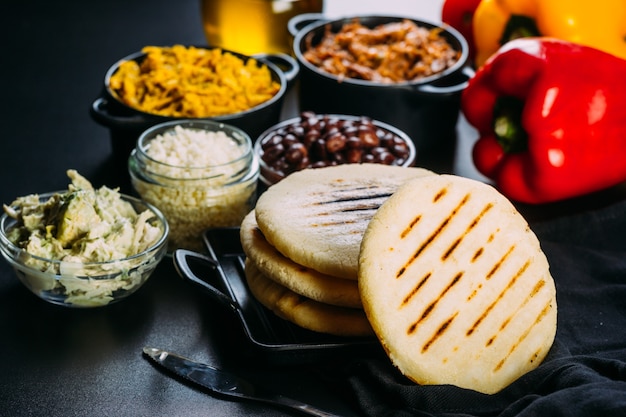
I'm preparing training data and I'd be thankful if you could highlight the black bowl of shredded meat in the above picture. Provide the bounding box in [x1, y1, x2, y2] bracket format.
[289, 15, 473, 153]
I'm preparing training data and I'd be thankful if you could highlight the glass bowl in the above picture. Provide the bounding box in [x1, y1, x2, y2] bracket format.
[0, 193, 169, 308]
[129, 119, 259, 252]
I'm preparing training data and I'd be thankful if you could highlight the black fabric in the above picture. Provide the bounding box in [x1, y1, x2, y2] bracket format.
[339, 199, 626, 416]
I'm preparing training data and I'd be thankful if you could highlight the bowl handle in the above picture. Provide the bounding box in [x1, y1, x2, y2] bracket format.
[172, 249, 240, 313]
[415, 66, 475, 96]
[253, 53, 300, 87]
[287, 12, 327, 37]
[90, 97, 151, 129]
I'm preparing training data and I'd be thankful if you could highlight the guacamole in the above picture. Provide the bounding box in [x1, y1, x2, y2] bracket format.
[2, 170, 165, 306]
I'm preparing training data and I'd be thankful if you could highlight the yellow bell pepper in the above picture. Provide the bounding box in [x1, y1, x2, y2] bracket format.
[473, 0, 626, 66]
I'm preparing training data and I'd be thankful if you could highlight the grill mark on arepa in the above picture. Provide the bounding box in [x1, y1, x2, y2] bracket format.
[309, 213, 372, 228]
[466, 283, 483, 302]
[401, 215, 422, 239]
[306, 188, 391, 226]
[472, 248, 484, 262]
[466, 260, 530, 336]
[442, 203, 493, 261]
[308, 203, 378, 228]
[315, 192, 393, 205]
[433, 187, 447, 202]
[486, 245, 515, 280]
[340, 206, 380, 213]
[312, 203, 381, 214]
[396, 194, 470, 279]
[486, 280, 547, 347]
[400, 272, 431, 302]
[492, 300, 553, 372]
[472, 230, 499, 263]
[422, 312, 458, 353]
[407, 272, 463, 335]
[442, 238, 462, 262]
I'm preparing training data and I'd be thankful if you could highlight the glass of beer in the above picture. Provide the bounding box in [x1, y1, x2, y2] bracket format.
[201, 0, 324, 55]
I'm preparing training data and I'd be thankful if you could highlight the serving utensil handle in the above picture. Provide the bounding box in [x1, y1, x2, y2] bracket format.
[172, 249, 240, 312]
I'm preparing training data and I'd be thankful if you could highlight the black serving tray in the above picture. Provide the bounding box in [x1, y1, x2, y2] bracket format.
[173, 227, 378, 363]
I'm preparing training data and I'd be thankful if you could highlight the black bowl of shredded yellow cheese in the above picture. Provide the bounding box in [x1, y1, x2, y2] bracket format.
[90, 45, 298, 171]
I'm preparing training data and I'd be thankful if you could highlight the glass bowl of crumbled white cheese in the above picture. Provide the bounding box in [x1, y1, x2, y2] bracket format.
[0, 170, 169, 307]
[128, 119, 259, 252]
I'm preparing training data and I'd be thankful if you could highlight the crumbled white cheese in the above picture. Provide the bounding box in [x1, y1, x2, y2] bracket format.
[141, 125, 250, 185]
[148, 125, 244, 168]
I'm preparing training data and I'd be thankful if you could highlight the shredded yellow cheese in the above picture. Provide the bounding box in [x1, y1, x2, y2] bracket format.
[110, 45, 280, 117]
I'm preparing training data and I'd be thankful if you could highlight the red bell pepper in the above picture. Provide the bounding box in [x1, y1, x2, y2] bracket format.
[461, 37, 626, 204]
[441, 0, 482, 62]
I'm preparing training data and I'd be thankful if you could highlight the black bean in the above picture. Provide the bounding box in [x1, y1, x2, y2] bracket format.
[285, 143, 308, 164]
[346, 148, 363, 163]
[312, 138, 327, 160]
[304, 129, 320, 147]
[282, 133, 299, 147]
[261, 143, 285, 163]
[346, 136, 364, 149]
[261, 134, 283, 150]
[325, 132, 347, 153]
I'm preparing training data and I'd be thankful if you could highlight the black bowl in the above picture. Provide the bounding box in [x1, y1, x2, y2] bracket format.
[90, 46, 299, 169]
[289, 14, 473, 153]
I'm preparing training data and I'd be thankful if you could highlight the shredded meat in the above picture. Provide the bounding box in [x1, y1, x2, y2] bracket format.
[303, 19, 460, 83]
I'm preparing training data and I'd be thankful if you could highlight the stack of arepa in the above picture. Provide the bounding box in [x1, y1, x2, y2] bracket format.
[240, 164, 558, 394]
[240, 164, 434, 337]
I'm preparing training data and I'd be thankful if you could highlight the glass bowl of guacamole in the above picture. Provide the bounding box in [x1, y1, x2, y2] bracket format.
[0, 170, 169, 307]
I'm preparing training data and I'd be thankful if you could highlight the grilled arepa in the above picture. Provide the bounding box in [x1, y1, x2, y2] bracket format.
[359, 174, 557, 394]
[244, 260, 373, 337]
[254, 164, 434, 280]
[240, 210, 362, 308]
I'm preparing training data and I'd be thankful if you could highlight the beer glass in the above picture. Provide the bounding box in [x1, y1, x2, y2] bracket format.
[201, 0, 324, 55]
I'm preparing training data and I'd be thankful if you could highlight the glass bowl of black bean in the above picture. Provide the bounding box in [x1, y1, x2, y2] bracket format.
[255, 111, 417, 186]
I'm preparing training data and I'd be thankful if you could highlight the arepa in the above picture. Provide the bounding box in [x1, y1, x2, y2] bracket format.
[359, 174, 557, 394]
[240, 211, 362, 308]
[254, 164, 434, 280]
[244, 260, 373, 337]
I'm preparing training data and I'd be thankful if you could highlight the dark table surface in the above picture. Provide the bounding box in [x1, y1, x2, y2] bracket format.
[3, 1, 626, 416]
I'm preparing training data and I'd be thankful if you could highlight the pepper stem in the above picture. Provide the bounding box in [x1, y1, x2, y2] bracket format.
[500, 15, 541, 45]
[493, 97, 528, 153]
